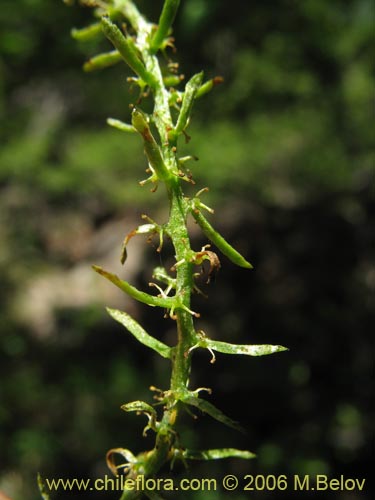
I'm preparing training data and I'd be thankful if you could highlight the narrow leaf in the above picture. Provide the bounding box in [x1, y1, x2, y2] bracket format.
[183, 448, 256, 460]
[101, 17, 155, 87]
[151, 0, 181, 53]
[163, 75, 184, 87]
[195, 76, 224, 99]
[132, 109, 170, 181]
[204, 339, 288, 357]
[121, 400, 158, 436]
[175, 72, 204, 135]
[121, 400, 157, 415]
[107, 308, 172, 359]
[191, 207, 253, 269]
[93, 265, 174, 309]
[83, 50, 122, 72]
[107, 118, 136, 133]
[71, 23, 102, 42]
[182, 396, 244, 433]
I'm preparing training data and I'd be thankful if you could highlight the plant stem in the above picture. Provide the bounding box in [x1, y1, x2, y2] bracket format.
[118, 3, 198, 399]
[113, 3, 198, 497]
[167, 181, 197, 391]
[67, 3, 286, 499]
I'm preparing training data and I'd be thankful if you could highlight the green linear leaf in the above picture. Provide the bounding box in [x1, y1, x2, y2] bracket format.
[121, 400, 157, 415]
[107, 308, 172, 359]
[163, 75, 183, 87]
[107, 118, 136, 133]
[71, 23, 102, 42]
[191, 207, 253, 269]
[195, 76, 224, 99]
[183, 448, 256, 460]
[101, 17, 155, 87]
[175, 72, 204, 135]
[204, 339, 288, 356]
[150, 0, 181, 53]
[182, 396, 244, 433]
[121, 400, 158, 435]
[132, 108, 171, 181]
[93, 265, 175, 309]
[83, 50, 122, 72]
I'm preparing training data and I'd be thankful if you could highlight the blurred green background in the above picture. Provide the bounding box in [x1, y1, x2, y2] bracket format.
[0, 0, 373, 499]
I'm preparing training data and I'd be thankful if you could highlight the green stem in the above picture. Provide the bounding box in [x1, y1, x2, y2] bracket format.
[67, 2, 285, 499]
[167, 180, 197, 394]
[117, 1, 197, 401]
[150, 0, 180, 53]
[114, 4, 197, 498]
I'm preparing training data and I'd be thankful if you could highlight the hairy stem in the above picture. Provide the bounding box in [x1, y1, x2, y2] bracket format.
[66, 2, 287, 500]
[113, 4, 197, 497]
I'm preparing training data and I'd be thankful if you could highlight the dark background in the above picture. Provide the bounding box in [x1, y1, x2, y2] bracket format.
[0, 0, 373, 499]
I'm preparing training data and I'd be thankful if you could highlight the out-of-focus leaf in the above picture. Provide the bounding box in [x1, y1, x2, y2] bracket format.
[183, 448, 255, 460]
[182, 395, 244, 432]
[107, 308, 171, 359]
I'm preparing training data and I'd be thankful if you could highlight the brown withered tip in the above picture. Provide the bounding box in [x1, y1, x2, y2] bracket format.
[213, 76, 224, 85]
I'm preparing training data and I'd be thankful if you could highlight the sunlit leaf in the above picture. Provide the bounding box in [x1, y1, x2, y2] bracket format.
[121, 400, 158, 435]
[132, 108, 171, 181]
[83, 50, 122, 72]
[121, 400, 157, 416]
[191, 206, 253, 269]
[203, 338, 288, 356]
[101, 17, 155, 87]
[151, 0, 181, 53]
[195, 76, 224, 99]
[107, 118, 136, 133]
[93, 266, 174, 309]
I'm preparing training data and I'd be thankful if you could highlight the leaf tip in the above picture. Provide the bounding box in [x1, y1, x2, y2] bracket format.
[243, 260, 254, 269]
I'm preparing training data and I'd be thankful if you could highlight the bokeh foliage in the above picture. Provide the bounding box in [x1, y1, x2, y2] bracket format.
[0, 0, 373, 499]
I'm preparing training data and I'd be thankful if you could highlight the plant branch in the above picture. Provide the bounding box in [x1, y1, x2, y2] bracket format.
[65, 2, 289, 499]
